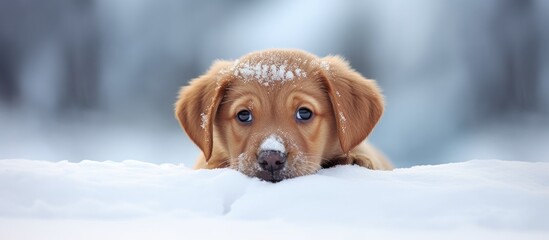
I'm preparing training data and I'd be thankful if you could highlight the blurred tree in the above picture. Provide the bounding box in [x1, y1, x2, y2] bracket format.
[0, 41, 18, 104]
[463, 0, 540, 121]
[59, 0, 100, 110]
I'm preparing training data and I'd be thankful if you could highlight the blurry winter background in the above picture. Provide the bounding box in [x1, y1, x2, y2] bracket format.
[1, 0, 548, 167]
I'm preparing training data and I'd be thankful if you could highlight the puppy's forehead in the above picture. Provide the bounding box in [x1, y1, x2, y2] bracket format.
[220, 50, 332, 110]
[227, 50, 327, 86]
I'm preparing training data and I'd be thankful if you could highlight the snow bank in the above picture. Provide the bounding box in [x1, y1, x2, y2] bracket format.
[0, 159, 548, 239]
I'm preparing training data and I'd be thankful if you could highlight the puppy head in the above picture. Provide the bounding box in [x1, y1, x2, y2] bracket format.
[175, 50, 383, 182]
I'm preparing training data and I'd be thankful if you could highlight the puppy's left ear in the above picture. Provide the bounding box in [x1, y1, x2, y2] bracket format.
[319, 56, 384, 153]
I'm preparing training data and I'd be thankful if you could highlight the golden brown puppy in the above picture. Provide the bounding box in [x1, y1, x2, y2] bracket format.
[175, 49, 392, 182]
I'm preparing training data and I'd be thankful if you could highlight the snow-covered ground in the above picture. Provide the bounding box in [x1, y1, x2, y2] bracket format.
[0, 159, 548, 239]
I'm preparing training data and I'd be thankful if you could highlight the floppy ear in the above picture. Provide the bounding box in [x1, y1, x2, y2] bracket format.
[174, 60, 232, 161]
[318, 56, 384, 153]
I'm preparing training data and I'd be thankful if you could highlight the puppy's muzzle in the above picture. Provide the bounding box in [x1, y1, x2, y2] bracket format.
[257, 150, 287, 174]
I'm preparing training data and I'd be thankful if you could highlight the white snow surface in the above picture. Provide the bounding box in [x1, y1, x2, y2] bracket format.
[0, 159, 548, 240]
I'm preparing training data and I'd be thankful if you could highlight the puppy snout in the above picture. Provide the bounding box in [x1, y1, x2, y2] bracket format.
[258, 150, 287, 172]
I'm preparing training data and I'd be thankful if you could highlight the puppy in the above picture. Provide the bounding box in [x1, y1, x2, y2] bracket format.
[175, 49, 392, 182]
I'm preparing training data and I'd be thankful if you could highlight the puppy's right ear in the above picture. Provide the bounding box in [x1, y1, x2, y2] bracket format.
[175, 60, 232, 161]
[318, 56, 384, 154]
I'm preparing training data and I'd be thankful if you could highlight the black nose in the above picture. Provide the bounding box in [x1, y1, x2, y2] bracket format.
[258, 150, 287, 173]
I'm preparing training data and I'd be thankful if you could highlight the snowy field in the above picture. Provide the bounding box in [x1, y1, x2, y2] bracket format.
[1, 159, 548, 240]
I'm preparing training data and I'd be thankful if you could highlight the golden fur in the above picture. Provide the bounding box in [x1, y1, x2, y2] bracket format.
[175, 49, 392, 181]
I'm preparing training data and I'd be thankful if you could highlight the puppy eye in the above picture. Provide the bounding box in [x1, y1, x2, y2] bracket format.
[296, 107, 313, 121]
[237, 110, 253, 123]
